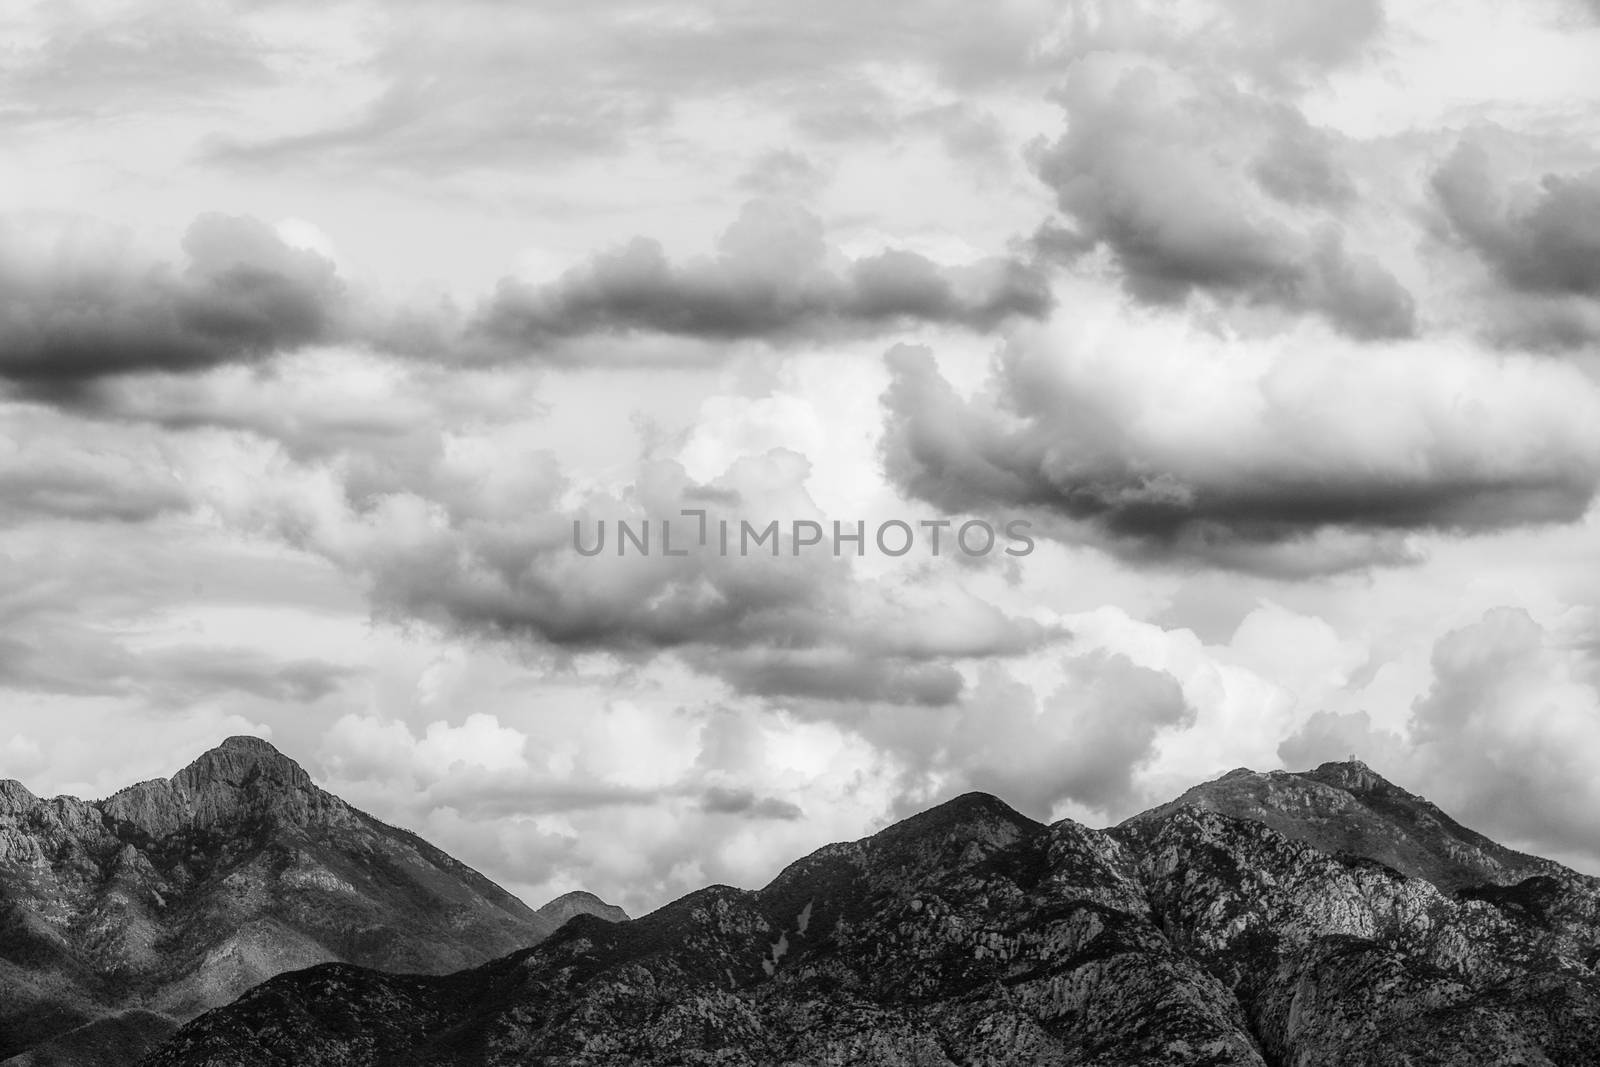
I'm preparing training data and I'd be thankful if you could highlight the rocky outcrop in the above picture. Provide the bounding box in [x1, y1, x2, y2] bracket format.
[141, 763, 1600, 1067]
[0, 737, 604, 1066]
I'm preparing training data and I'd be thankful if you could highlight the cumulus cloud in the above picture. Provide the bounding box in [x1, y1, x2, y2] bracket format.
[1033, 56, 1413, 340]
[939, 651, 1193, 817]
[469, 201, 1050, 355]
[880, 311, 1600, 570]
[1280, 608, 1600, 868]
[311, 697, 851, 912]
[1405, 608, 1600, 855]
[1277, 708, 1406, 769]
[187, 422, 1055, 706]
[325, 712, 531, 780]
[0, 214, 344, 391]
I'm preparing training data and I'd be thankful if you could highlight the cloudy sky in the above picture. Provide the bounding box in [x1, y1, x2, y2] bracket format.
[4, 0, 1600, 916]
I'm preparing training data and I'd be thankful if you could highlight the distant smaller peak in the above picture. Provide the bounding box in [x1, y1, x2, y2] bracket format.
[537, 889, 629, 924]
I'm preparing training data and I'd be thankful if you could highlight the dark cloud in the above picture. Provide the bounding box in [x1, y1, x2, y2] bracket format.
[1, 202, 1040, 411]
[1432, 140, 1600, 348]
[1434, 143, 1600, 297]
[1033, 62, 1413, 340]
[700, 786, 803, 821]
[880, 333, 1600, 572]
[704, 649, 965, 706]
[0, 214, 344, 392]
[421, 777, 665, 819]
[471, 202, 1050, 354]
[369, 767, 802, 823]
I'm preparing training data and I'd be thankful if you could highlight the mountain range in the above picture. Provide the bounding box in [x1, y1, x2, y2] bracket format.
[142, 758, 1600, 1066]
[7, 739, 1600, 1065]
[0, 737, 624, 1066]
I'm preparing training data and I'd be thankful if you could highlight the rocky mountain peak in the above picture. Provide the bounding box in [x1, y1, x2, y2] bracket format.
[0, 735, 564, 1067]
[1125, 759, 1552, 891]
[0, 777, 38, 814]
[1302, 757, 1388, 792]
[98, 735, 341, 838]
[216, 734, 286, 756]
[171, 734, 312, 791]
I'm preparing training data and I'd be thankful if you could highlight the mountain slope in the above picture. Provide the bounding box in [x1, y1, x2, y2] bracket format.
[141, 762, 1600, 1067]
[0, 736, 605, 1065]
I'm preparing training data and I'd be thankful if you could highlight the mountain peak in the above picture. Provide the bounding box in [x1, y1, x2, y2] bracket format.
[1302, 758, 1389, 793]
[215, 735, 283, 756]
[0, 778, 37, 815]
[0, 736, 553, 1066]
[1126, 761, 1550, 890]
[536, 890, 629, 927]
[869, 791, 1042, 857]
[100, 735, 336, 837]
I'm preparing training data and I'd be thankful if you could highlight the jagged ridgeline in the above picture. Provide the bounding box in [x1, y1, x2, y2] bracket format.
[0, 737, 626, 1067]
[7, 743, 1600, 1065]
[123, 756, 1600, 1066]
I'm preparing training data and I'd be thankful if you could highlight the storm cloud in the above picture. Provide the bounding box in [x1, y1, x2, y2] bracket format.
[0, 214, 344, 391]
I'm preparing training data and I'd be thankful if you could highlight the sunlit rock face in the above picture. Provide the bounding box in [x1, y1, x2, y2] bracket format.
[144, 763, 1600, 1067]
[0, 737, 572, 1067]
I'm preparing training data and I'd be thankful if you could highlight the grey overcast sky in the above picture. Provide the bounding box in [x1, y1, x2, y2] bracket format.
[4, 0, 1600, 915]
